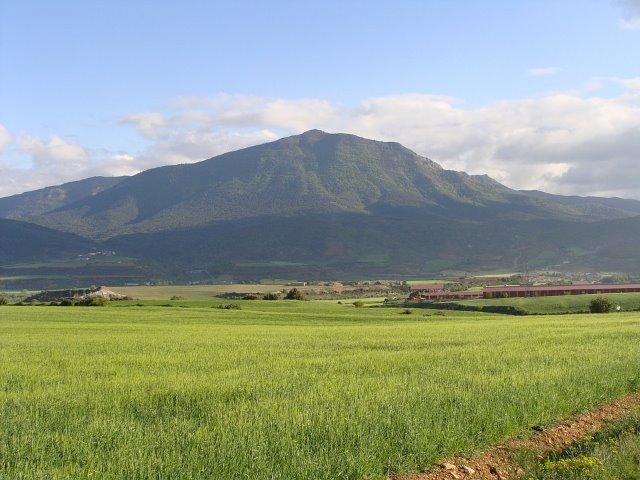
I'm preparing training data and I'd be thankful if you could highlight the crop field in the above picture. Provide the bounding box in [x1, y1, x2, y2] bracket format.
[455, 292, 640, 314]
[109, 283, 296, 300]
[1, 302, 640, 479]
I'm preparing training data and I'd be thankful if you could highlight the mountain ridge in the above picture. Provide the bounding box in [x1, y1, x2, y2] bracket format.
[12, 130, 640, 239]
[0, 176, 127, 219]
[2, 130, 640, 280]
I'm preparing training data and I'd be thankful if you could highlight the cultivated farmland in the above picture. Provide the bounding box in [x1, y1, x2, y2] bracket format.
[1, 302, 639, 479]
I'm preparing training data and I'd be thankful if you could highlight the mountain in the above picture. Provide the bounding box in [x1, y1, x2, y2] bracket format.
[0, 176, 127, 219]
[24, 130, 640, 239]
[3, 130, 640, 281]
[0, 218, 95, 265]
[520, 190, 640, 217]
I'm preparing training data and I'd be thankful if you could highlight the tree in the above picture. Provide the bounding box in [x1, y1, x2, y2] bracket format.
[284, 288, 305, 300]
[589, 296, 612, 313]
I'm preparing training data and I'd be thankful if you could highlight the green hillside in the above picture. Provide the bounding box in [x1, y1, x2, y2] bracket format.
[27, 131, 640, 239]
[3, 131, 640, 280]
[0, 176, 126, 219]
[0, 218, 95, 264]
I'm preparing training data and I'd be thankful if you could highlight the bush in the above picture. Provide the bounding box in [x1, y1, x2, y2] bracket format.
[590, 296, 612, 313]
[217, 303, 241, 310]
[86, 296, 109, 306]
[284, 288, 305, 300]
[242, 294, 258, 300]
[170, 295, 185, 301]
[0, 297, 7, 305]
[59, 299, 75, 306]
[353, 300, 364, 308]
[263, 293, 280, 300]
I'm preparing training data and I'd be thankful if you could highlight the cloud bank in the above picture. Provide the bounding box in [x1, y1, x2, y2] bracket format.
[1, 79, 640, 200]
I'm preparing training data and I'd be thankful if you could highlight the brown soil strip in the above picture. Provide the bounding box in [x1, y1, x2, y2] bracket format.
[396, 392, 640, 480]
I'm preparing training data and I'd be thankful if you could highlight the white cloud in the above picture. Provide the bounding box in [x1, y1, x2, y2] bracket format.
[527, 66, 560, 77]
[0, 135, 92, 197]
[2, 79, 640, 200]
[119, 113, 167, 138]
[618, 76, 640, 91]
[17, 135, 89, 169]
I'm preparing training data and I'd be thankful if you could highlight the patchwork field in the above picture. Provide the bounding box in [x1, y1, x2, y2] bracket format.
[1, 302, 640, 479]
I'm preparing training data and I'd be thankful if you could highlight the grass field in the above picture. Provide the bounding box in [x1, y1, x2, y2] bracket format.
[455, 292, 640, 314]
[108, 283, 295, 300]
[1, 302, 640, 479]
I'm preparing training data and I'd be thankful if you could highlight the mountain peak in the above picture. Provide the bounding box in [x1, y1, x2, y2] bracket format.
[17, 131, 640, 240]
[301, 129, 327, 136]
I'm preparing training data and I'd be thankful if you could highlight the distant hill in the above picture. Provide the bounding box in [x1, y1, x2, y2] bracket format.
[0, 218, 95, 264]
[103, 212, 640, 279]
[24, 130, 640, 239]
[0, 176, 126, 219]
[519, 190, 640, 217]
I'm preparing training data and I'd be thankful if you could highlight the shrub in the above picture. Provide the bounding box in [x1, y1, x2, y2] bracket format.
[284, 288, 305, 300]
[542, 456, 602, 477]
[400, 309, 412, 314]
[59, 299, 75, 306]
[170, 295, 185, 301]
[590, 296, 612, 313]
[353, 300, 364, 308]
[243, 294, 258, 300]
[0, 297, 7, 305]
[87, 296, 109, 306]
[217, 303, 241, 310]
[263, 293, 280, 300]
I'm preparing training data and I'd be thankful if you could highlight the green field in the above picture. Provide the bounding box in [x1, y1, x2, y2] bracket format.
[108, 284, 294, 300]
[455, 292, 640, 314]
[2, 302, 640, 479]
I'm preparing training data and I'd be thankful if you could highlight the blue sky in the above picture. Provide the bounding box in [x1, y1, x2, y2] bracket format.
[1, 0, 639, 198]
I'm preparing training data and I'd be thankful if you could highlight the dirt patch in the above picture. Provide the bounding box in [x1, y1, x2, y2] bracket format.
[396, 392, 640, 480]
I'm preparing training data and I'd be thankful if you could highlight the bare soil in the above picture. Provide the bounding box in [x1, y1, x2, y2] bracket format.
[396, 392, 640, 480]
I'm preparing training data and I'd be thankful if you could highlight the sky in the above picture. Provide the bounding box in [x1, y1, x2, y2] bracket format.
[1, 0, 639, 199]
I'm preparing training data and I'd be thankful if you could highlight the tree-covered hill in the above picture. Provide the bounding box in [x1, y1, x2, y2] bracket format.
[24, 130, 640, 239]
[4, 131, 640, 279]
[0, 218, 95, 264]
[0, 176, 126, 219]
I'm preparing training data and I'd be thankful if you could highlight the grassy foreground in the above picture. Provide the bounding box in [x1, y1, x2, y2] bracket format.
[524, 412, 640, 479]
[1, 303, 640, 479]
